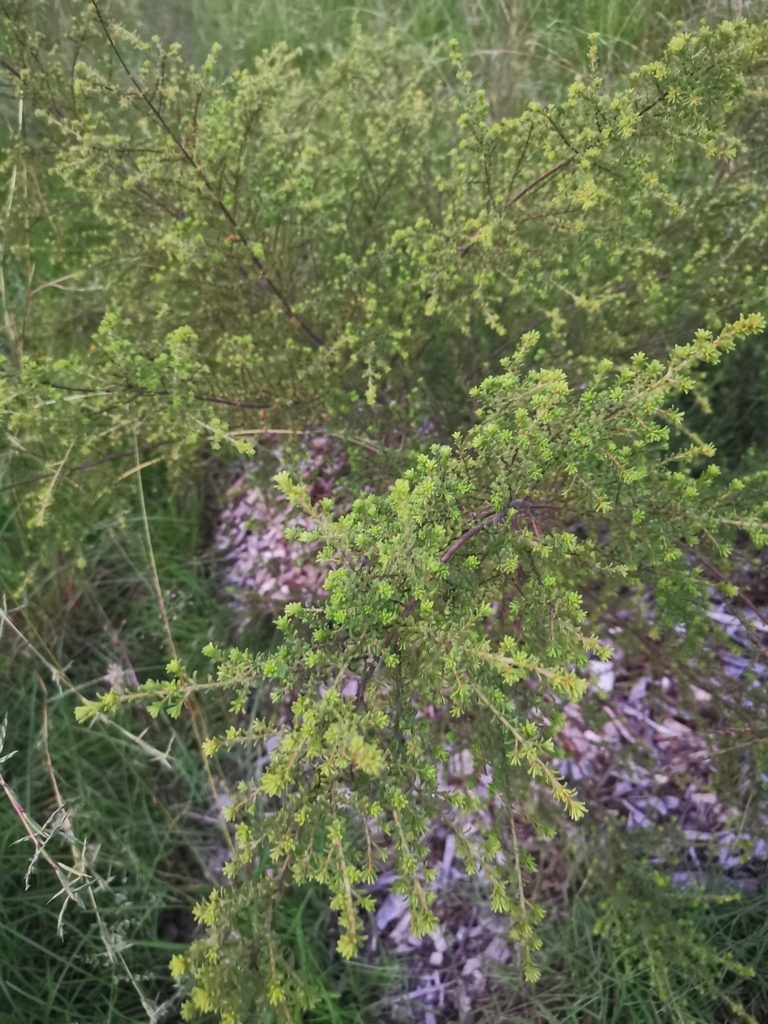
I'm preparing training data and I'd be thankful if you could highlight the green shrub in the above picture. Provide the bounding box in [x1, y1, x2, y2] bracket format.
[3, 5, 768, 1021]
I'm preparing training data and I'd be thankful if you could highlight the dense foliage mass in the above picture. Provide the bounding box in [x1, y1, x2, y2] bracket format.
[4, 2, 768, 1021]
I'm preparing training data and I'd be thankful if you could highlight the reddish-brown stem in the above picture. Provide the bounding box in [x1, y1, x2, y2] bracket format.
[356, 503, 515, 705]
[504, 158, 574, 209]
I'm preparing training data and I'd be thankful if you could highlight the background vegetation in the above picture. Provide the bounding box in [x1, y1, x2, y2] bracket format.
[2, 1, 768, 1022]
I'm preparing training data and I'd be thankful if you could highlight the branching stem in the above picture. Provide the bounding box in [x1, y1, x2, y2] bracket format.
[90, 1, 326, 350]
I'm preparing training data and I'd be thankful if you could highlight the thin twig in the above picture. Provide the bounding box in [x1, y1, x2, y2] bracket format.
[678, 541, 768, 630]
[439, 506, 510, 563]
[230, 427, 380, 454]
[0, 440, 173, 495]
[504, 158, 574, 209]
[0, 59, 21, 80]
[46, 381, 271, 409]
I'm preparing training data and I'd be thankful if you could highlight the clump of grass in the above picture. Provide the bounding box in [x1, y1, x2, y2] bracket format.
[477, 827, 768, 1024]
[0, 700, 402, 1023]
[481, 887, 768, 1024]
[0, 682, 201, 1023]
[0, 471, 223, 1021]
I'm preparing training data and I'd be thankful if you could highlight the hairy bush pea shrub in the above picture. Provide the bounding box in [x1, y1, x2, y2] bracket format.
[77, 316, 768, 1019]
